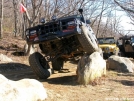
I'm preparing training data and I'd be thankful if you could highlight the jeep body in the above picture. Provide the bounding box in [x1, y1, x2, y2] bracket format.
[25, 9, 98, 79]
[26, 15, 96, 61]
[97, 37, 119, 58]
[117, 35, 134, 58]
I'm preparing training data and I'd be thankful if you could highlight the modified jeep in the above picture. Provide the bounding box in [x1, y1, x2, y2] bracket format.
[25, 9, 99, 79]
[117, 35, 134, 58]
[97, 37, 119, 59]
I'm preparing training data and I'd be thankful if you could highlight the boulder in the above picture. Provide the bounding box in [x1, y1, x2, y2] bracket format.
[0, 74, 47, 101]
[77, 52, 106, 85]
[0, 54, 13, 62]
[107, 55, 134, 73]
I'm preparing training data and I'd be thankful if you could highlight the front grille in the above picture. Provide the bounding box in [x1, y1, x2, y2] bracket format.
[40, 19, 75, 35]
[40, 22, 60, 35]
[61, 21, 67, 30]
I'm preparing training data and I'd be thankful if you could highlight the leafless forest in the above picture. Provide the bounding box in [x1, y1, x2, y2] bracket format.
[0, 0, 133, 39]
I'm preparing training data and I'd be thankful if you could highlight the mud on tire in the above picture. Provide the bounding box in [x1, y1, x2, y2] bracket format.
[29, 52, 51, 79]
[77, 25, 98, 54]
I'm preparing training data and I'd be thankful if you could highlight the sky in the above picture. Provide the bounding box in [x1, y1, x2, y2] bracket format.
[120, 17, 132, 30]
[116, 11, 133, 35]
[102, 10, 133, 35]
[120, 16, 133, 33]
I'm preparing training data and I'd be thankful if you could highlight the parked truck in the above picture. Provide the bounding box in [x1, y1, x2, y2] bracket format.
[117, 35, 134, 58]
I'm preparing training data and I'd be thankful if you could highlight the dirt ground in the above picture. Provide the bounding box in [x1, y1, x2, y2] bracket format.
[0, 33, 134, 101]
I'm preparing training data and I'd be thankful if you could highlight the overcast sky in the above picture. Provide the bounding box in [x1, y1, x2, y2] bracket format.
[118, 11, 133, 35]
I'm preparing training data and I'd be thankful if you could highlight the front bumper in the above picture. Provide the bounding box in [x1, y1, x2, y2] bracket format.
[26, 29, 80, 44]
[25, 20, 83, 44]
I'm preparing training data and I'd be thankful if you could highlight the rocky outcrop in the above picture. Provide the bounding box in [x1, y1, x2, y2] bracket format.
[77, 52, 106, 85]
[0, 54, 13, 62]
[0, 74, 47, 101]
[107, 55, 134, 73]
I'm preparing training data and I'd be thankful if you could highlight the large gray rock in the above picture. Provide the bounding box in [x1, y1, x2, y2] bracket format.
[77, 52, 106, 85]
[0, 74, 47, 101]
[0, 54, 13, 62]
[107, 55, 134, 73]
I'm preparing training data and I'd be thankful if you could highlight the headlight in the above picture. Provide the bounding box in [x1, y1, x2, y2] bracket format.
[28, 30, 38, 41]
[30, 30, 37, 35]
[67, 20, 76, 30]
[67, 21, 75, 25]
[105, 47, 109, 51]
[105, 47, 110, 53]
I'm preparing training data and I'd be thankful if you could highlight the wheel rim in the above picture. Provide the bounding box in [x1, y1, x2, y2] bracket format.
[87, 30, 98, 50]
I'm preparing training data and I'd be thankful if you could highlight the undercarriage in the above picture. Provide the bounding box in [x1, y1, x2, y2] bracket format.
[39, 36, 84, 62]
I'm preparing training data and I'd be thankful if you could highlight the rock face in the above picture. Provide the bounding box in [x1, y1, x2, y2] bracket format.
[0, 74, 47, 101]
[0, 54, 13, 62]
[107, 55, 134, 73]
[77, 52, 106, 85]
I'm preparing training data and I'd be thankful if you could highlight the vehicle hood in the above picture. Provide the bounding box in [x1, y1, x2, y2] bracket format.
[99, 44, 117, 49]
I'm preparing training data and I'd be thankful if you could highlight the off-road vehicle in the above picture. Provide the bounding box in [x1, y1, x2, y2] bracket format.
[25, 9, 99, 79]
[117, 35, 134, 58]
[97, 37, 119, 59]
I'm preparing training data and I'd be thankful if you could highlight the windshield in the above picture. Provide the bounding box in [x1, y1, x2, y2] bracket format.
[131, 37, 134, 43]
[97, 38, 115, 44]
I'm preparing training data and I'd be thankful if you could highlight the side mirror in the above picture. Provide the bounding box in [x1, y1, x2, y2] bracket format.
[40, 18, 45, 24]
[86, 20, 91, 24]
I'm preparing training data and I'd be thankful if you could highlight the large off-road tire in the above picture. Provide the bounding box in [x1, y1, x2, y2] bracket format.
[77, 25, 98, 54]
[29, 52, 51, 79]
[52, 57, 64, 71]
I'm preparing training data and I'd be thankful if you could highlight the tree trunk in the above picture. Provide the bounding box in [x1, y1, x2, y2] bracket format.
[13, 0, 18, 37]
[96, 0, 105, 37]
[0, 0, 3, 38]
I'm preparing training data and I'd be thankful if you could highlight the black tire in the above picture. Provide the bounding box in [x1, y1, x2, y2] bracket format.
[29, 52, 51, 79]
[120, 52, 125, 57]
[77, 25, 98, 54]
[52, 57, 64, 71]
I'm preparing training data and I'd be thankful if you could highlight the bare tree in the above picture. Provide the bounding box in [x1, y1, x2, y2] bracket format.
[96, 0, 105, 37]
[0, 0, 3, 38]
[22, 0, 43, 55]
[114, 0, 134, 13]
[12, 0, 18, 37]
[114, 0, 134, 25]
[1, 0, 129, 41]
